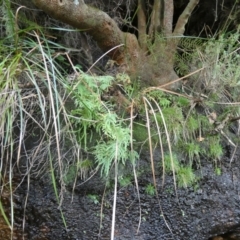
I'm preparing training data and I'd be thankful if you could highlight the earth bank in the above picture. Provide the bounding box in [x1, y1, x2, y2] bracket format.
[3, 147, 240, 240]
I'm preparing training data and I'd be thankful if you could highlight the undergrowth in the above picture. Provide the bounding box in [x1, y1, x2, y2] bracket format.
[67, 71, 139, 176]
[0, 2, 240, 239]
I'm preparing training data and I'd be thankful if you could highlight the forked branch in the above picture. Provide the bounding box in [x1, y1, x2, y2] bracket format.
[173, 0, 199, 36]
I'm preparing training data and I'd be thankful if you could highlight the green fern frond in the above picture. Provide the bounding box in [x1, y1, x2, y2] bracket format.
[1, 0, 15, 37]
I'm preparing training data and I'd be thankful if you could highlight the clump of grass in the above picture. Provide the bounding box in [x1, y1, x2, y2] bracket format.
[0, 8, 87, 230]
[160, 153, 196, 188]
[183, 142, 201, 164]
[215, 167, 222, 176]
[162, 154, 180, 173]
[145, 183, 155, 196]
[87, 194, 99, 204]
[209, 137, 223, 159]
[177, 166, 196, 188]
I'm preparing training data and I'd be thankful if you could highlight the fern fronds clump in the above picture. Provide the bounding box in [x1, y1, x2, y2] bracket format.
[68, 72, 138, 176]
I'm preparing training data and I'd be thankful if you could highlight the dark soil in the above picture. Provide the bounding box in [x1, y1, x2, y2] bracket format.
[4, 146, 240, 240]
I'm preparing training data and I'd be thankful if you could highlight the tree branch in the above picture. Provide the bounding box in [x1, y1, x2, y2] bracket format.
[137, 0, 147, 51]
[32, 0, 139, 65]
[163, 0, 174, 34]
[173, 0, 199, 36]
[148, 0, 161, 37]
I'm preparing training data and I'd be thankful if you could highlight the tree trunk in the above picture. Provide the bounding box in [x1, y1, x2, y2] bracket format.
[31, 0, 199, 88]
[32, 0, 140, 67]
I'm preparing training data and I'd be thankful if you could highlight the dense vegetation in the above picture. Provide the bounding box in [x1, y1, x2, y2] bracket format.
[0, 0, 240, 239]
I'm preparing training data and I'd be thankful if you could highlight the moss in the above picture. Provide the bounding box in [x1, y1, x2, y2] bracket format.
[63, 165, 77, 185]
[177, 166, 196, 188]
[132, 121, 158, 146]
[63, 159, 93, 185]
[145, 183, 155, 196]
[118, 176, 132, 187]
[208, 137, 223, 159]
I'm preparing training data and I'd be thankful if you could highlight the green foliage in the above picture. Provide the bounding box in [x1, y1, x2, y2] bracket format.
[208, 33, 240, 86]
[132, 122, 149, 143]
[1, 0, 15, 37]
[69, 73, 114, 148]
[151, 32, 240, 183]
[87, 194, 99, 204]
[162, 154, 180, 173]
[145, 184, 155, 196]
[154, 106, 184, 142]
[209, 137, 223, 159]
[68, 72, 139, 176]
[163, 31, 240, 187]
[186, 116, 199, 133]
[94, 138, 130, 176]
[0, 3, 30, 229]
[0, 9, 83, 229]
[174, 37, 206, 76]
[215, 167, 222, 176]
[183, 142, 201, 164]
[1, 5, 239, 232]
[161, 154, 196, 188]
[0, 4, 237, 240]
[177, 166, 196, 188]
[118, 176, 132, 187]
[143, 65, 238, 186]
[179, 37, 204, 51]
[177, 96, 190, 108]
[64, 159, 93, 185]
[63, 165, 77, 185]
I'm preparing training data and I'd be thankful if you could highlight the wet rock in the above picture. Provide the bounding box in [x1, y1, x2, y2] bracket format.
[9, 148, 240, 239]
